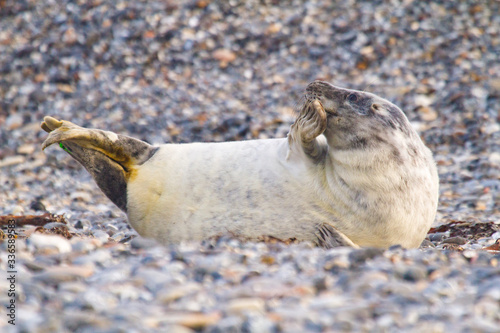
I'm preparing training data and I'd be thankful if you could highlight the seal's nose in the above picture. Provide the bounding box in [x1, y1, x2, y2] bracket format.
[305, 81, 330, 102]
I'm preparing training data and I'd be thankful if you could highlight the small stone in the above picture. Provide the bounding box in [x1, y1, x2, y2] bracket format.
[157, 283, 201, 303]
[63, 312, 111, 331]
[388, 244, 404, 251]
[418, 106, 438, 121]
[428, 232, 448, 242]
[156, 312, 221, 329]
[414, 95, 434, 107]
[420, 239, 435, 248]
[488, 152, 500, 164]
[57, 83, 75, 93]
[260, 255, 275, 265]
[266, 23, 282, 35]
[0, 155, 26, 168]
[110, 231, 127, 242]
[442, 236, 468, 245]
[209, 316, 243, 333]
[30, 233, 72, 253]
[324, 255, 350, 270]
[17, 144, 36, 155]
[159, 326, 195, 333]
[62, 26, 78, 44]
[73, 219, 92, 230]
[212, 49, 237, 67]
[130, 237, 159, 249]
[483, 123, 500, 135]
[462, 250, 477, 259]
[5, 113, 24, 130]
[58, 281, 87, 293]
[15, 308, 44, 333]
[402, 266, 427, 282]
[33, 265, 94, 284]
[70, 191, 92, 202]
[11, 205, 25, 215]
[30, 198, 47, 211]
[348, 248, 385, 265]
[24, 261, 47, 272]
[72, 249, 111, 265]
[243, 313, 276, 333]
[226, 298, 266, 315]
[91, 230, 110, 243]
[313, 276, 328, 293]
[71, 239, 98, 253]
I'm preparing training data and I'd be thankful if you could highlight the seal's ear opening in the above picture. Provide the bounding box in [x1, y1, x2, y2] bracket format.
[371, 103, 382, 113]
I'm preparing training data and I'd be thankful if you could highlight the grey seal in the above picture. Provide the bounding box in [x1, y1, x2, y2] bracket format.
[41, 81, 439, 248]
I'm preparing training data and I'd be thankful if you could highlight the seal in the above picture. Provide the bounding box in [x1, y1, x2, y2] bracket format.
[41, 81, 439, 248]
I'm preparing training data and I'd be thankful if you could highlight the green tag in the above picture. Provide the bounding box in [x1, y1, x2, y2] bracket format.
[59, 142, 72, 154]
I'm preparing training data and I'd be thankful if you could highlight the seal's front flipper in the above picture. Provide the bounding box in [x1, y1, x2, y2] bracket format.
[41, 116, 157, 212]
[315, 224, 359, 248]
[288, 100, 327, 162]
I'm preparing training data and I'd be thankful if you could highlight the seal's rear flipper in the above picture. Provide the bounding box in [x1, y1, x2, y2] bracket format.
[315, 224, 359, 248]
[288, 100, 328, 162]
[41, 116, 157, 212]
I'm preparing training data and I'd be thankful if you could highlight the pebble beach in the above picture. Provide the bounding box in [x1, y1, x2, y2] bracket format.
[1, 0, 500, 332]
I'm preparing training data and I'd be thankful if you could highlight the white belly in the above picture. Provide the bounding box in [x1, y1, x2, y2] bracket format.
[126, 138, 328, 244]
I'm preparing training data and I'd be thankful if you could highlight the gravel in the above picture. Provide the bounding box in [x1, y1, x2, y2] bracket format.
[1, 0, 499, 332]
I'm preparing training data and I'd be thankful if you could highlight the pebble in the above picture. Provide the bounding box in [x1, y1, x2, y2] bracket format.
[442, 236, 468, 245]
[156, 312, 222, 329]
[71, 239, 98, 253]
[17, 144, 36, 155]
[0, 155, 26, 168]
[226, 298, 266, 316]
[5, 113, 24, 130]
[29, 233, 72, 254]
[71, 249, 111, 266]
[401, 266, 428, 282]
[1, 1, 500, 332]
[130, 236, 159, 250]
[33, 265, 95, 284]
[91, 230, 110, 243]
[348, 247, 385, 265]
[157, 283, 201, 303]
[428, 232, 448, 242]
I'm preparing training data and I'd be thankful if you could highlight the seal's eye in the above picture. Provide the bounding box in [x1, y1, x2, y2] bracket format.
[347, 94, 358, 103]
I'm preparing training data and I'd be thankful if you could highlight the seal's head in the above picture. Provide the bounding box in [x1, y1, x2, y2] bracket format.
[305, 81, 417, 153]
[302, 81, 439, 248]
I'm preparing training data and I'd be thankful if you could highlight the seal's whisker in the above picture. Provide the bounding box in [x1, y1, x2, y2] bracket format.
[293, 95, 309, 114]
[362, 77, 379, 93]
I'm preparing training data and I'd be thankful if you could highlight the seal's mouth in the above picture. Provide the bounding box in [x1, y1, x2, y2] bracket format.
[315, 99, 336, 115]
[323, 104, 337, 115]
